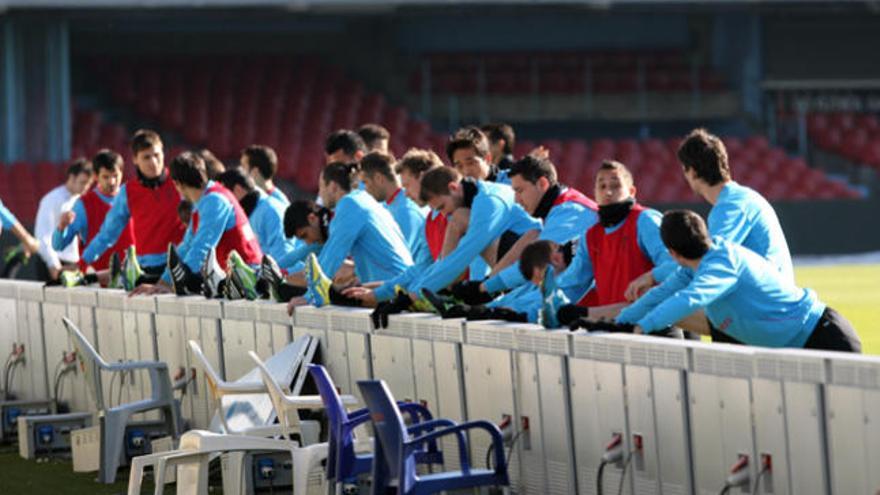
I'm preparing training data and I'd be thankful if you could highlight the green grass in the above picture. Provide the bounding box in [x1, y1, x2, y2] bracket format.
[795, 263, 880, 355]
[0, 447, 133, 494]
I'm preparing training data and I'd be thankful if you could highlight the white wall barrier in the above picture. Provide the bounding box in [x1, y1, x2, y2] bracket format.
[4, 279, 880, 495]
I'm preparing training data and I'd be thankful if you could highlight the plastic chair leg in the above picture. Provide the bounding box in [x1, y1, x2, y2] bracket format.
[292, 443, 328, 495]
[100, 410, 132, 483]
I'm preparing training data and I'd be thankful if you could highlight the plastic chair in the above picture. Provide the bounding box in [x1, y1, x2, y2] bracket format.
[308, 364, 444, 489]
[127, 337, 329, 495]
[62, 317, 182, 484]
[357, 379, 509, 495]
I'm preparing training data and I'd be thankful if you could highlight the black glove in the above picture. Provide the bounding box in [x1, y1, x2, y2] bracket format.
[557, 304, 589, 327]
[569, 318, 634, 333]
[371, 290, 412, 329]
[487, 307, 528, 323]
[450, 280, 493, 305]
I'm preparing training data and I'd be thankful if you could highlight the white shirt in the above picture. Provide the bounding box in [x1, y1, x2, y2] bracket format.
[35, 184, 79, 269]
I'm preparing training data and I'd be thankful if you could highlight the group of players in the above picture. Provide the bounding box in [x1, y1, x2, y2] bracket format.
[0, 123, 861, 352]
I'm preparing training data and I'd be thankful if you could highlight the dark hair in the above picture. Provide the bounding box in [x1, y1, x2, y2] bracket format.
[481, 123, 515, 155]
[216, 168, 256, 193]
[597, 160, 634, 186]
[360, 151, 396, 181]
[395, 148, 444, 177]
[242, 145, 278, 180]
[91, 150, 123, 175]
[508, 155, 557, 185]
[321, 162, 359, 192]
[357, 123, 390, 151]
[325, 129, 367, 157]
[284, 199, 325, 238]
[131, 129, 162, 155]
[445, 126, 490, 161]
[66, 157, 93, 178]
[519, 240, 555, 281]
[419, 166, 461, 203]
[198, 149, 226, 180]
[660, 210, 712, 260]
[169, 151, 207, 189]
[677, 128, 731, 186]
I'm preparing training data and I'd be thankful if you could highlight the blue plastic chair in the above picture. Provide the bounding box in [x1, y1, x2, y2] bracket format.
[357, 379, 509, 495]
[307, 365, 444, 487]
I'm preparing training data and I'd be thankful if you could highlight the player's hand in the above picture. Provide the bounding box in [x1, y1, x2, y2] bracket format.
[22, 235, 40, 257]
[528, 145, 550, 159]
[633, 325, 644, 334]
[58, 211, 76, 230]
[286, 296, 309, 316]
[624, 271, 655, 302]
[341, 286, 377, 307]
[48, 267, 62, 281]
[129, 284, 171, 296]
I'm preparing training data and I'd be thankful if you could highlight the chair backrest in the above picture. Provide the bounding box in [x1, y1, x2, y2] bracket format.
[187, 340, 224, 401]
[357, 380, 409, 477]
[308, 364, 349, 480]
[248, 350, 303, 440]
[62, 317, 105, 410]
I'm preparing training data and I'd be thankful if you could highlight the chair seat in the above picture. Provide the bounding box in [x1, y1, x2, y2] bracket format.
[416, 469, 504, 494]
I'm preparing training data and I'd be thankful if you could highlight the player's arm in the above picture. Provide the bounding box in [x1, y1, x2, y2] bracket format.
[34, 196, 63, 271]
[621, 257, 738, 333]
[0, 200, 39, 255]
[53, 200, 88, 251]
[411, 196, 508, 294]
[82, 186, 131, 264]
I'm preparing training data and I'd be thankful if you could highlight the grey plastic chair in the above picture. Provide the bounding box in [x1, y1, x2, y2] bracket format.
[62, 316, 182, 484]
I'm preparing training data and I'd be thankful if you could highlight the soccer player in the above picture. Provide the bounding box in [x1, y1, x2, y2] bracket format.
[53, 150, 133, 286]
[481, 123, 516, 171]
[341, 148, 445, 306]
[324, 129, 367, 164]
[132, 152, 263, 297]
[453, 154, 598, 303]
[407, 166, 541, 296]
[616, 210, 860, 352]
[447, 126, 510, 185]
[358, 123, 391, 154]
[240, 145, 289, 206]
[34, 158, 93, 282]
[359, 151, 430, 263]
[81, 130, 187, 286]
[291, 162, 414, 309]
[216, 168, 299, 269]
[625, 128, 794, 299]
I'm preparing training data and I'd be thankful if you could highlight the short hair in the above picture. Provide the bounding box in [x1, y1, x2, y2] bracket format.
[197, 149, 226, 180]
[91, 149, 123, 175]
[445, 126, 490, 161]
[360, 152, 396, 181]
[325, 129, 367, 157]
[66, 157, 93, 178]
[216, 168, 256, 193]
[597, 160, 634, 186]
[677, 128, 731, 186]
[321, 162, 359, 192]
[169, 151, 207, 189]
[660, 210, 712, 260]
[481, 123, 515, 155]
[284, 199, 323, 238]
[242, 145, 278, 180]
[508, 155, 557, 185]
[395, 148, 444, 177]
[131, 129, 162, 155]
[357, 124, 390, 151]
[519, 240, 555, 281]
[419, 166, 461, 203]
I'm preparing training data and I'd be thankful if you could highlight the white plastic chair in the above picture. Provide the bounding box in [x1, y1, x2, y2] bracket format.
[127, 336, 350, 495]
[62, 317, 182, 484]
